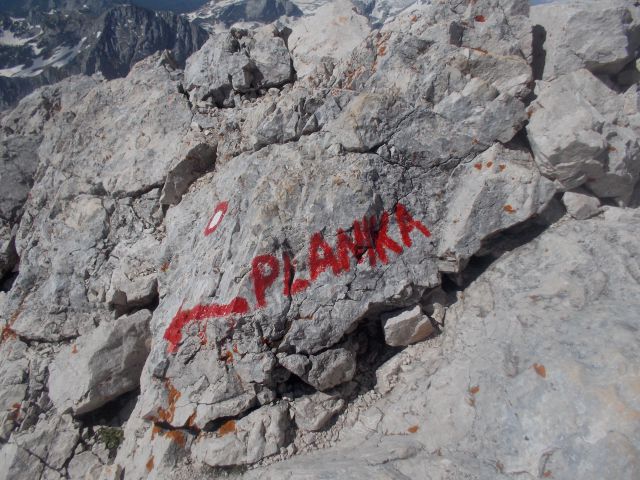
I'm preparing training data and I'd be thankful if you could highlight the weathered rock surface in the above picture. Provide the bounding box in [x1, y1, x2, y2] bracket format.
[381, 305, 434, 346]
[527, 68, 640, 203]
[563, 190, 601, 220]
[530, 0, 640, 80]
[0, 414, 80, 479]
[48, 309, 151, 415]
[287, 0, 371, 79]
[292, 392, 344, 432]
[192, 402, 290, 467]
[249, 207, 640, 480]
[184, 25, 293, 106]
[0, 0, 639, 478]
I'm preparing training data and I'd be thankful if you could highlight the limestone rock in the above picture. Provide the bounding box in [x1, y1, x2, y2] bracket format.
[288, 0, 371, 79]
[3, 54, 191, 344]
[531, 0, 640, 79]
[160, 140, 217, 206]
[48, 310, 151, 415]
[0, 340, 29, 440]
[66, 451, 103, 479]
[292, 392, 345, 432]
[191, 402, 290, 467]
[249, 207, 640, 480]
[527, 69, 640, 203]
[305, 349, 356, 391]
[563, 191, 602, 220]
[126, 3, 555, 464]
[0, 414, 79, 479]
[106, 237, 161, 313]
[279, 353, 310, 377]
[184, 26, 293, 106]
[381, 305, 434, 347]
[6, 0, 637, 476]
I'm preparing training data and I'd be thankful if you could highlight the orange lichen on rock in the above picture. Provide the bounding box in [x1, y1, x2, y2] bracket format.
[151, 424, 162, 440]
[410, 15, 418, 22]
[469, 385, 480, 395]
[407, 425, 419, 433]
[533, 363, 547, 378]
[474, 163, 483, 170]
[166, 430, 186, 448]
[499, 164, 506, 172]
[217, 420, 237, 437]
[222, 350, 234, 364]
[1, 326, 16, 343]
[186, 412, 200, 432]
[146, 456, 154, 472]
[503, 204, 516, 214]
[1, 302, 24, 344]
[157, 380, 181, 423]
[486, 161, 493, 168]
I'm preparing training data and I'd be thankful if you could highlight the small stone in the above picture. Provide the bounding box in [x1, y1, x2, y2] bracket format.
[292, 392, 345, 432]
[381, 305, 435, 347]
[279, 354, 310, 377]
[305, 349, 356, 391]
[563, 191, 601, 220]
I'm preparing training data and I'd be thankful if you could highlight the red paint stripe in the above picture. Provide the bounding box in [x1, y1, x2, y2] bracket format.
[164, 297, 249, 353]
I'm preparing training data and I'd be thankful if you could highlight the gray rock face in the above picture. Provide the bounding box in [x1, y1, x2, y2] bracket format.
[187, 0, 303, 28]
[0, 0, 639, 478]
[527, 69, 640, 203]
[249, 207, 640, 480]
[287, 0, 371, 79]
[292, 392, 344, 432]
[48, 309, 151, 415]
[184, 25, 293, 106]
[108, 2, 558, 474]
[305, 349, 357, 391]
[191, 402, 290, 467]
[531, 0, 640, 79]
[3, 56, 191, 343]
[0, 414, 80, 479]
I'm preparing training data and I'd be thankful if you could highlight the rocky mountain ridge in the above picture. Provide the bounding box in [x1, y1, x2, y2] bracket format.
[0, 2, 207, 110]
[0, 0, 639, 479]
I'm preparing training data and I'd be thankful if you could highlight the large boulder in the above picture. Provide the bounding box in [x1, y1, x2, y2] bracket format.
[191, 402, 291, 467]
[530, 0, 640, 79]
[184, 25, 294, 106]
[48, 310, 151, 415]
[527, 69, 640, 203]
[287, 0, 371, 79]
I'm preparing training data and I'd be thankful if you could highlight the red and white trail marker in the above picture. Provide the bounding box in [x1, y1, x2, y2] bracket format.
[204, 201, 229, 236]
